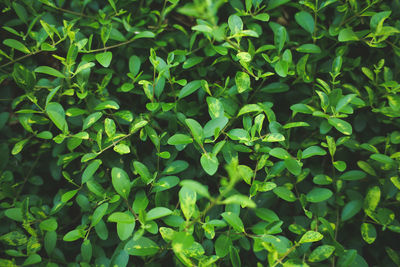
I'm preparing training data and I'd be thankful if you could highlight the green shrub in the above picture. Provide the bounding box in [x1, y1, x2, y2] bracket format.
[0, 0, 400, 266]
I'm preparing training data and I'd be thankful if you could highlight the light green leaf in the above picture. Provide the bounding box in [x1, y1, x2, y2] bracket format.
[94, 100, 120, 110]
[299, 231, 324, 243]
[46, 102, 68, 132]
[178, 80, 202, 99]
[179, 186, 196, 220]
[146, 207, 173, 221]
[108, 212, 135, 224]
[302, 146, 327, 159]
[3, 39, 30, 54]
[167, 134, 193, 145]
[35, 66, 65, 78]
[295, 11, 315, 34]
[235, 71, 250, 93]
[133, 161, 152, 184]
[82, 159, 102, 184]
[200, 153, 219, 175]
[91, 203, 109, 227]
[360, 223, 377, 244]
[124, 236, 159, 256]
[221, 212, 244, 232]
[269, 147, 291, 159]
[96, 52, 112, 67]
[185, 118, 203, 144]
[306, 188, 333, 203]
[296, 43, 321, 53]
[273, 186, 297, 202]
[111, 167, 131, 199]
[328, 118, 352, 135]
[114, 144, 130, 154]
[308, 245, 335, 262]
[83, 112, 102, 130]
[180, 180, 210, 199]
[183, 57, 203, 69]
[338, 28, 359, 42]
[228, 14, 243, 34]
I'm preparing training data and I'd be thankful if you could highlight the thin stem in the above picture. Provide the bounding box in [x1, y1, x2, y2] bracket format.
[0, 51, 42, 69]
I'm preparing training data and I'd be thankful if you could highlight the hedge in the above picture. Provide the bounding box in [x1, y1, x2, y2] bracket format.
[0, 0, 400, 266]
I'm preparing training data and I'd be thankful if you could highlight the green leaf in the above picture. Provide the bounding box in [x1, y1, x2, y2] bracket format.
[108, 212, 135, 223]
[183, 57, 203, 69]
[328, 118, 352, 135]
[295, 11, 315, 34]
[215, 234, 232, 257]
[179, 186, 196, 220]
[180, 180, 211, 199]
[200, 153, 219, 175]
[306, 188, 333, 203]
[83, 112, 102, 130]
[104, 118, 116, 137]
[284, 158, 302, 176]
[364, 186, 380, 212]
[12, 138, 29, 155]
[146, 207, 173, 221]
[269, 148, 291, 159]
[94, 100, 120, 110]
[228, 14, 243, 34]
[91, 203, 109, 227]
[133, 161, 152, 184]
[111, 167, 131, 199]
[46, 102, 68, 132]
[185, 118, 203, 144]
[338, 28, 359, 42]
[204, 117, 228, 138]
[229, 246, 241, 267]
[82, 159, 102, 184]
[39, 218, 58, 231]
[370, 153, 394, 164]
[261, 82, 289, 93]
[267, 0, 290, 10]
[273, 186, 297, 202]
[132, 31, 155, 40]
[96, 52, 112, 67]
[35, 66, 65, 78]
[113, 144, 130, 154]
[360, 223, 377, 244]
[341, 200, 363, 221]
[127, 56, 141, 77]
[302, 146, 327, 159]
[299, 231, 324, 243]
[308, 245, 335, 262]
[167, 134, 193, 145]
[4, 208, 23, 222]
[63, 229, 85, 242]
[124, 236, 159, 256]
[152, 176, 180, 193]
[221, 212, 245, 232]
[222, 194, 256, 208]
[296, 43, 321, 53]
[237, 104, 263, 116]
[253, 13, 270, 22]
[235, 71, 250, 93]
[23, 254, 42, 266]
[263, 133, 285, 142]
[206, 97, 225, 119]
[178, 80, 202, 99]
[3, 39, 30, 54]
[81, 239, 92, 263]
[339, 170, 366, 181]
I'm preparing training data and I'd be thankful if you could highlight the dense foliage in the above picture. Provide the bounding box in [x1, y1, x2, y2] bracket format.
[0, 0, 400, 266]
